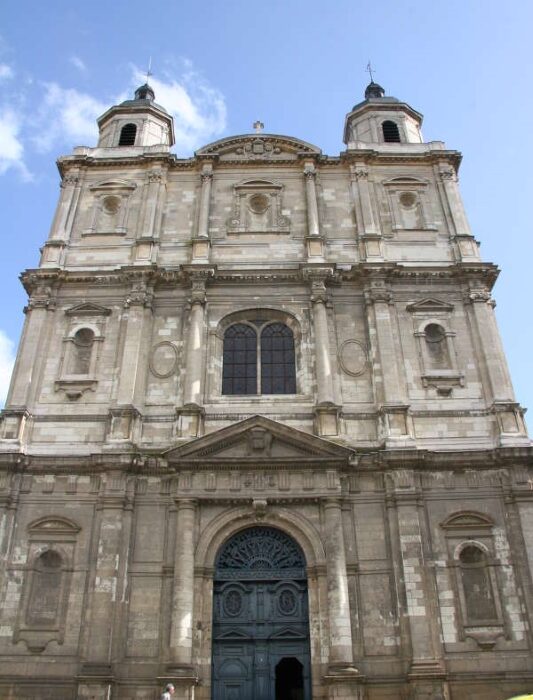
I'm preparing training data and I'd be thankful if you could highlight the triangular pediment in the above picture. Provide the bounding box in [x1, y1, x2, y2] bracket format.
[406, 297, 454, 313]
[215, 629, 251, 641]
[165, 415, 352, 466]
[196, 134, 321, 161]
[269, 627, 307, 640]
[65, 302, 112, 317]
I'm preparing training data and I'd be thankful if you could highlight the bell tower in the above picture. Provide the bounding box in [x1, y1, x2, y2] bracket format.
[96, 82, 175, 149]
[343, 80, 423, 147]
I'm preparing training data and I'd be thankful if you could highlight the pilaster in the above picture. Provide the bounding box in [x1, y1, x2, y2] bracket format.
[191, 163, 213, 262]
[364, 278, 413, 447]
[303, 162, 325, 260]
[350, 163, 383, 261]
[178, 268, 214, 437]
[303, 267, 340, 436]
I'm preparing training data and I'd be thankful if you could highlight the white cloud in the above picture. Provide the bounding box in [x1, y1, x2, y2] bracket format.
[70, 55, 87, 74]
[0, 63, 13, 81]
[0, 330, 15, 408]
[132, 64, 227, 153]
[32, 82, 106, 152]
[0, 109, 32, 180]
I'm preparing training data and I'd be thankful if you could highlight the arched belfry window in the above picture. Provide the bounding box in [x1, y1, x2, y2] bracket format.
[382, 120, 401, 143]
[222, 320, 296, 395]
[118, 123, 137, 146]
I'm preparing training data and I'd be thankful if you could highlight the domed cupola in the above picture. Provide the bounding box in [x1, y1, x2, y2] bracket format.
[343, 81, 423, 148]
[96, 82, 175, 149]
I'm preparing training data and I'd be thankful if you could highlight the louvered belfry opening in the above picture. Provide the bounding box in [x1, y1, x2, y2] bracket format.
[382, 120, 401, 143]
[118, 123, 137, 146]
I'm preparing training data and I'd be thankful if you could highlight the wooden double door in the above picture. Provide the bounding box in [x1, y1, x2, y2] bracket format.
[212, 527, 311, 700]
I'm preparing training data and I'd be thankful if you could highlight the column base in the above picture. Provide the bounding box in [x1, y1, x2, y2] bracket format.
[175, 403, 205, 438]
[161, 668, 198, 700]
[314, 402, 340, 436]
[379, 404, 415, 448]
[191, 238, 211, 262]
[324, 664, 364, 699]
[306, 235, 325, 260]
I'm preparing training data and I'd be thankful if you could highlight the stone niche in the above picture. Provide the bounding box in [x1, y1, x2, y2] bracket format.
[226, 179, 290, 234]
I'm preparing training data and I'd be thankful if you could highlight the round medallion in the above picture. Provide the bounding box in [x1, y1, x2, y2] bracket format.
[338, 339, 368, 377]
[149, 341, 178, 379]
[248, 193, 270, 214]
[278, 588, 297, 615]
[224, 589, 243, 616]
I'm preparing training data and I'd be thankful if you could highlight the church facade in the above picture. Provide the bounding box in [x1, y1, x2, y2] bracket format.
[0, 80, 532, 700]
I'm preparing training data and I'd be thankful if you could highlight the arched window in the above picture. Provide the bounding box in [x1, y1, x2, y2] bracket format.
[382, 120, 401, 143]
[70, 328, 95, 374]
[222, 324, 257, 395]
[118, 123, 137, 146]
[27, 550, 63, 626]
[222, 321, 296, 395]
[459, 545, 498, 623]
[424, 323, 450, 369]
[261, 323, 296, 394]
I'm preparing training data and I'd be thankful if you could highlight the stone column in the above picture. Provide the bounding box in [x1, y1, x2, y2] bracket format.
[438, 164, 480, 262]
[386, 472, 445, 692]
[178, 270, 213, 437]
[303, 162, 324, 259]
[78, 472, 130, 697]
[364, 281, 413, 447]
[108, 277, 153, 443]
[134, 168, 166, 263]
[115, 280, 153, 405]
[7, 283, 55, 411]
[465, 284, 528, 445]
[50, 172, 82, 241]
[323, 498, 357, 672]
[192, 164, 213, 262]
[169, 499, 197, 671]
[305, 269, 339, 436]
[350, 164, 382, 261]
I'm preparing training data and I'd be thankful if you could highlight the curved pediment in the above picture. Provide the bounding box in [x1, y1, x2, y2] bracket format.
[195, 133, 321, 161]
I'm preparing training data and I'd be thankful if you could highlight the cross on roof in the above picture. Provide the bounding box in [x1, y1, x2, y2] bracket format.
[253, 120, 264, 133]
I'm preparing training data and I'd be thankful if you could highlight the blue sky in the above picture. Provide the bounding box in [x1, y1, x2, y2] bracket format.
[0, 0, 532, 430]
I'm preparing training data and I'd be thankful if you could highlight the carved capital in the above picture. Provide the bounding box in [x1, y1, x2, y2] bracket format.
[147, 171, 163, 184]
[61, 174, 79, 188]
[364, 287, 392, 305]
[466, 287, 492, 304]
[439, 167, 457, 182]
[303, 165, 316, 180]
[201, 171, 213, 184]
[124, 280, 154, 308]
[350, 165, 369, 181]
[27, 284, 55, 311]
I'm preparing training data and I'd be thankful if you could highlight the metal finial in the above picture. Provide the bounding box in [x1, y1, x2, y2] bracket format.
[366, 61, 375, 83]
[253, 120, 264, 133]
[146, 56, 153, 85]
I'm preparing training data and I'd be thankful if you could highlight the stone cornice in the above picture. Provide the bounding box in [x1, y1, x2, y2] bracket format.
[57, 145, 461, 176]
[19, 261, 501, 297]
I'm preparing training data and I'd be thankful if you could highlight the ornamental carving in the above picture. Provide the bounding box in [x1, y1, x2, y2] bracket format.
[215, 527, 306, 581]
[149, 341, 178, 379]
[226, 179, 289, 234]
[338, 339, 368, 377]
